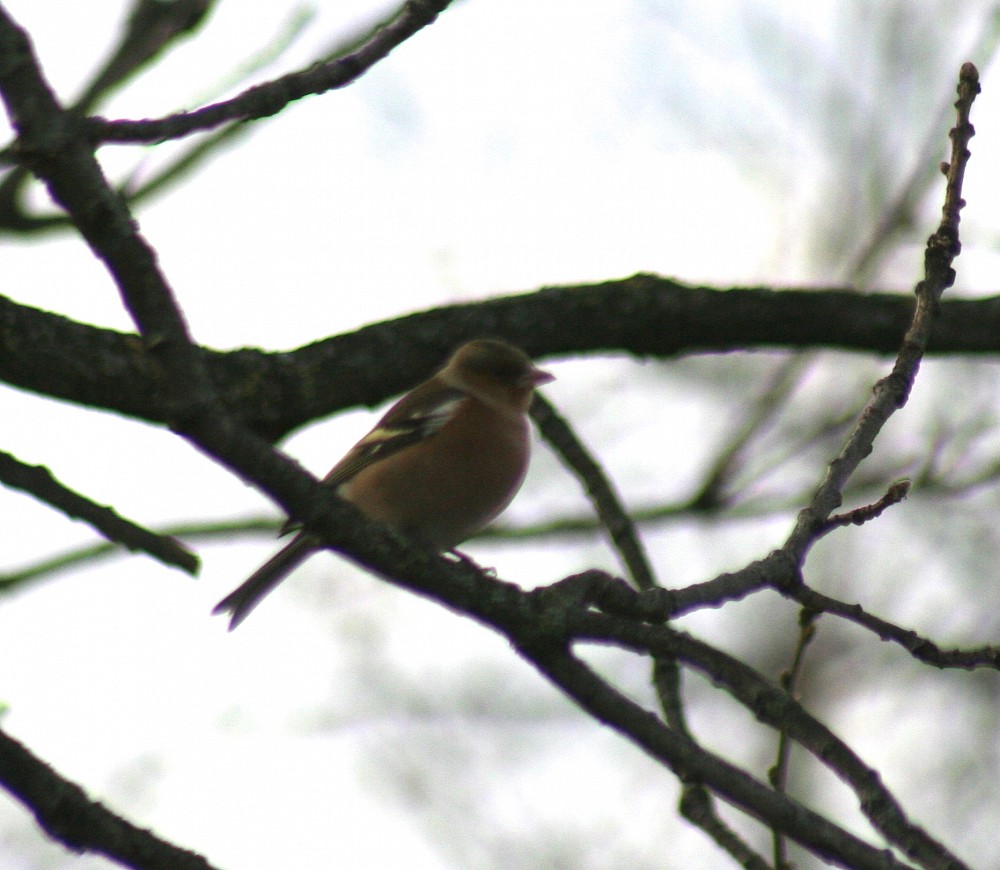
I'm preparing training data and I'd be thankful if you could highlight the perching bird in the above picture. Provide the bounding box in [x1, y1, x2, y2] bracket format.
[214, 339, 554, 629]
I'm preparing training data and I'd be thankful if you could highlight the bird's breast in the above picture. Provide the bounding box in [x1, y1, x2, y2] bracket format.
[340, 402, 531, 549]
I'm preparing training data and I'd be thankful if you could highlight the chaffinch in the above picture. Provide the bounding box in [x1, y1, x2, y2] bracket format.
[214, 339, 554, 629]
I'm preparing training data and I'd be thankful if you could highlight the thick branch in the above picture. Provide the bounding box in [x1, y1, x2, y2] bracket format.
[0, 7, 217, 425]
[0, 726, 218, 870]
[5, 281, 1000, 441]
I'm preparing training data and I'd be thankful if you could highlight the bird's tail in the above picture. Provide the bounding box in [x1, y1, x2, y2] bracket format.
[213, 533, 316, 630]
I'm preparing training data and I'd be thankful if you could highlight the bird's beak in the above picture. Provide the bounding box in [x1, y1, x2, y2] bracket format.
[525, 366, 555, 387]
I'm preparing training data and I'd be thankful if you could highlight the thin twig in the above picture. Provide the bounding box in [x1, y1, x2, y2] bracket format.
[119, 6, 317, 203]
[0, 450, 197, 574]
[769, 609, 819, 870]
[783, 63, 979, 562]
[817, 479, 910, 534]
[0, 517, 272, 592]
[568, 600, 964, 870]
[88, 0, 459, 144]
[531, 393, 656, 590]
[785, 584, 1000, 670]
[846, 23, 1000, 282]
[654, 658, 774, 870]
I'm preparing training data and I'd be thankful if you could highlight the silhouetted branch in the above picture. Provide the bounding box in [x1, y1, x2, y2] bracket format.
[0, 0, 215, 231]
[530, 393, 656, 590]
[8, 282, 1000, 443]
[88, 0, 458, 144]
[782, 62, 979, 564]
[0, 517, 269, 593]
[784, 584, 1000, 670]
[770, 609, 819, 870]
[0, 451, 197, 574]
[0, 726, 220, 870]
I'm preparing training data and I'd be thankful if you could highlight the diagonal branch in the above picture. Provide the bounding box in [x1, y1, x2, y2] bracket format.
[0, 0, 215, 231]
[783, 583, 1000, 670]
[531, 389, 766, 864]
[0, 450, 197, 574]
[87, 0, 458, 145]
[552, 585, 966, 870]
[75, 0, 214, 115]
[0, 7, 217, 422]
[783, 62, 979, 562]
[0, 517, 271, 593]
[530, 393, 656, 590]
[0, 726, 220, 870]
[528, 645, 919, 870]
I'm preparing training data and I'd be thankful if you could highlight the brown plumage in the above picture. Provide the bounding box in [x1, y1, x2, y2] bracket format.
[214, 340, 553, 629]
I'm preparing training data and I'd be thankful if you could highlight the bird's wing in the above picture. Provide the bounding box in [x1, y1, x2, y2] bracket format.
[323, 384, 466, 487]
[276, 384, 467, 537]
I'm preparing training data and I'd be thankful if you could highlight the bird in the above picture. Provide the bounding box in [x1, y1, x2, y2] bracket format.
[214, 339, 554, 629]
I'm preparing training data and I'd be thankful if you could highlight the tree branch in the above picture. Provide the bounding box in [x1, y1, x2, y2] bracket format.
[0, 450, 197, 574]
[565, 602, 964, 870]
[783, 62, 979, 562]
[530, 393, 656, 590]
[0, 0, 215, 231]
[0, 517, 270, 593]
[86, 0, 458, 144]
[0, 12, 986, 867]
[0, 726, 219, 870]
[6, 282, 1000, 443]
[527, 644, 919, 870]
[0, 7, 218, 424]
